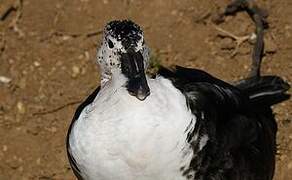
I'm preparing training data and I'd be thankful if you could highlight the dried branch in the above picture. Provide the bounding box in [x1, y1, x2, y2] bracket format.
[32, 100, 82, 116]
[8, 0, 24, 37]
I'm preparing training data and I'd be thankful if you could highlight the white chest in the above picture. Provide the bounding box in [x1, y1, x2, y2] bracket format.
[69, 77, 196, 180]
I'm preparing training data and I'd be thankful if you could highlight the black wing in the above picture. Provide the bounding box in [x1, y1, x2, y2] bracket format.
[158, 66, 288, 180]
[66, 86, 101, 180]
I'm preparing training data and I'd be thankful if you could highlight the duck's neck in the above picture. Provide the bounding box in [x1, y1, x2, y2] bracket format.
[100, 69, 128, 89]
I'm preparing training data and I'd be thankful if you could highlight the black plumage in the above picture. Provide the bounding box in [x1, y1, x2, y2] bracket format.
[158, 65, 289, 180]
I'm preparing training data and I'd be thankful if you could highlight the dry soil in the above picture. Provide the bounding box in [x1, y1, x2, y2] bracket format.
[0, 0, 291, 179]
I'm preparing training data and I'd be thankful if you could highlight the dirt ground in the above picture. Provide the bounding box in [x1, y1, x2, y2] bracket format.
[0, 0, 291, 179]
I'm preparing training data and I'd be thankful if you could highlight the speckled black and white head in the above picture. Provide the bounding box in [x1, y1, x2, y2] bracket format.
[97, 20, 150, 100]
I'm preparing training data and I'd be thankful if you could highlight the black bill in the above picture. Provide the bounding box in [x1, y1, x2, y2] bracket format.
[121, 49, 150, 101]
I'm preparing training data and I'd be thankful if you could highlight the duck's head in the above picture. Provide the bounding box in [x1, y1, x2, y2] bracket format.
[97, 20, 150, 101]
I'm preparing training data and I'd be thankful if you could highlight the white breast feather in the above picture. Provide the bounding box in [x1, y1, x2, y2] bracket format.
[69, 76, 198, 180]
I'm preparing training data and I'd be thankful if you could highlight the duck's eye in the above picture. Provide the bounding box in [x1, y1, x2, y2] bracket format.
[108, 39, 114, 48]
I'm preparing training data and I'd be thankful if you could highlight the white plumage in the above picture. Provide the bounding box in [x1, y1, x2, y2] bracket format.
[69, 73, 198, 180]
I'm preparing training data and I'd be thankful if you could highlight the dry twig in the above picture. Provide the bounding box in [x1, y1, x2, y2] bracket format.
[0, 32, 6, 55]
[32, 100, 82, 116]
[40, 29, 103, 42]
[213, 25, 254, 57]
[0, 5, 16, 21]
[7, 0, 24, 37]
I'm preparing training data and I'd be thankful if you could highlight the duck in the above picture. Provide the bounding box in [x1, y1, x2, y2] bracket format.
[66, 2, 290, 180]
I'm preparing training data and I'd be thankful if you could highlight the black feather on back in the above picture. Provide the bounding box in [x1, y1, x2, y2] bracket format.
[158, 65, 285, 180]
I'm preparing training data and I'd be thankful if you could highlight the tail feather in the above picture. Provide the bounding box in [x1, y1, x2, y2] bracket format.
[235, 76, 290, 106]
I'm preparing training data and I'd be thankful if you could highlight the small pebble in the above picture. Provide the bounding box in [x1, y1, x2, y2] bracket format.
[50, 127, 57, 133]
[0, 76, 11, 84]
[17, 101, 26, 114]
[8, 59, 14, 64]
[244, 64, 249, 70]
[171, 10, 178, 16]
[72, 66, 80, 78]
[248, 33, 257, 44]
[36, 158, 41, 165]
[62, 35, 71, 41]
[84, 51, 90, 61]
[33, 61, 40, 67]
[3, 145, 8, 152]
